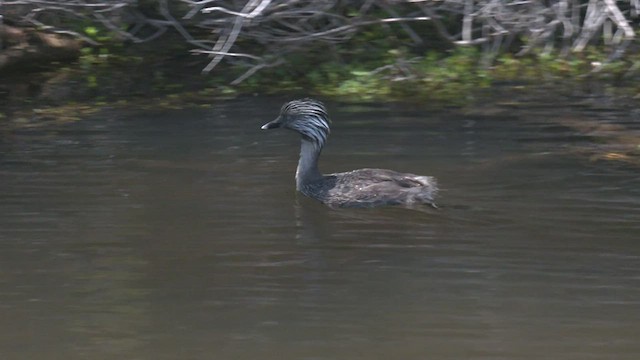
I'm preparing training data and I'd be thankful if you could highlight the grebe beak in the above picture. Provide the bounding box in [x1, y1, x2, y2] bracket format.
[261, 117, 282, 130]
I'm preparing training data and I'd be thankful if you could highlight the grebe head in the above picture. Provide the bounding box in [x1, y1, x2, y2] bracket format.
[261, 98, 331, 147]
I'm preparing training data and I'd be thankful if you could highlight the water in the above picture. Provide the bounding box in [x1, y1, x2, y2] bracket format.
[1, 95, 639, 359]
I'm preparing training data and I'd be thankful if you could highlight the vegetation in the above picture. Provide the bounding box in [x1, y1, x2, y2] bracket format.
[1, 0, 639, 106]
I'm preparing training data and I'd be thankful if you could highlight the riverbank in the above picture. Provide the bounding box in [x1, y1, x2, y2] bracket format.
[2, 64, 639, 168]
[2, 43, 639, 114]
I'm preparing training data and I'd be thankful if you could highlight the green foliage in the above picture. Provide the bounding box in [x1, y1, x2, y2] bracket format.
[332, 70, 389, 101]
[84, 26, 99, 37]
[491, 48, 633, 84]
[239, 42, 492, 104]
[37, 10, 640, 107]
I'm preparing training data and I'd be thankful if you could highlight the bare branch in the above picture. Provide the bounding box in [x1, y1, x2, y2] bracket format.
[2, 0, 636, 80]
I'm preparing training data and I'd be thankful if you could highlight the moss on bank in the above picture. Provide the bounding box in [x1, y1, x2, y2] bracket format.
[233, 45, 639, 105]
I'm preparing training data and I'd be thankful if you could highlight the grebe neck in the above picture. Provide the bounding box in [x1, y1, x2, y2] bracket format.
[296, 138, 323, 190]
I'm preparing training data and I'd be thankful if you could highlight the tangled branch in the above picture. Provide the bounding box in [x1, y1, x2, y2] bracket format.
[1, 0, 637, 80]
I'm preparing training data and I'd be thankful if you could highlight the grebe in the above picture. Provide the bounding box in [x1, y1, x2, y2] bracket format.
[262, 98, 438, 208]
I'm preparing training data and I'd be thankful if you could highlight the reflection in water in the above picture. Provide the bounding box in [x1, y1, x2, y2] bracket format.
[1, 96, 639, 359]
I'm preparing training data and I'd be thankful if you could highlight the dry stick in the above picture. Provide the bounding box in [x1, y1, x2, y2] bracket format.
[230, 58, 284, 85]
[158, 0, 209, 49]
[182, 0, 207, 19]
[592, 38, 632, 72]
[573, 0, 606, 52]
[377, 1, 423, 45]
[611, 27, 625, 44]
[602, 0, 635, 39]
[554, 0, 574, 56]
[570, 0, 581, 29]
[0, 0, 4, 50]
[461, 0, 474, 44]
[196, 1, 430, 74]
[480, 22, 493, 68]
[93, 12, 142, 42]
[542, 21, 559, 54]
[481, 9, 506, 63]
[202, 0, 262, 73]
[359, 0, 376, 13]
[4, 0, 125, 8]
[207, 0, 273, 62]
[603, 19, 612, 45]
[633, 0, 640, 16]
[418, 6, 457, 42]
[276, 16, 432, 42]
[25, 7, 101, 45]
[590, 0, 636, 71]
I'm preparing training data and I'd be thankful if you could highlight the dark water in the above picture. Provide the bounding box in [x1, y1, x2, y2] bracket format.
[1, 96, 639, 360]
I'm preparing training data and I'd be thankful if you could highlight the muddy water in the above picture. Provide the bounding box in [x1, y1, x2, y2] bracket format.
[1, 95, 639, 359]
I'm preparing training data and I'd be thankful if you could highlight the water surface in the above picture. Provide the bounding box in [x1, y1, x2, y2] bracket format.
[1, 95, 639, 360]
